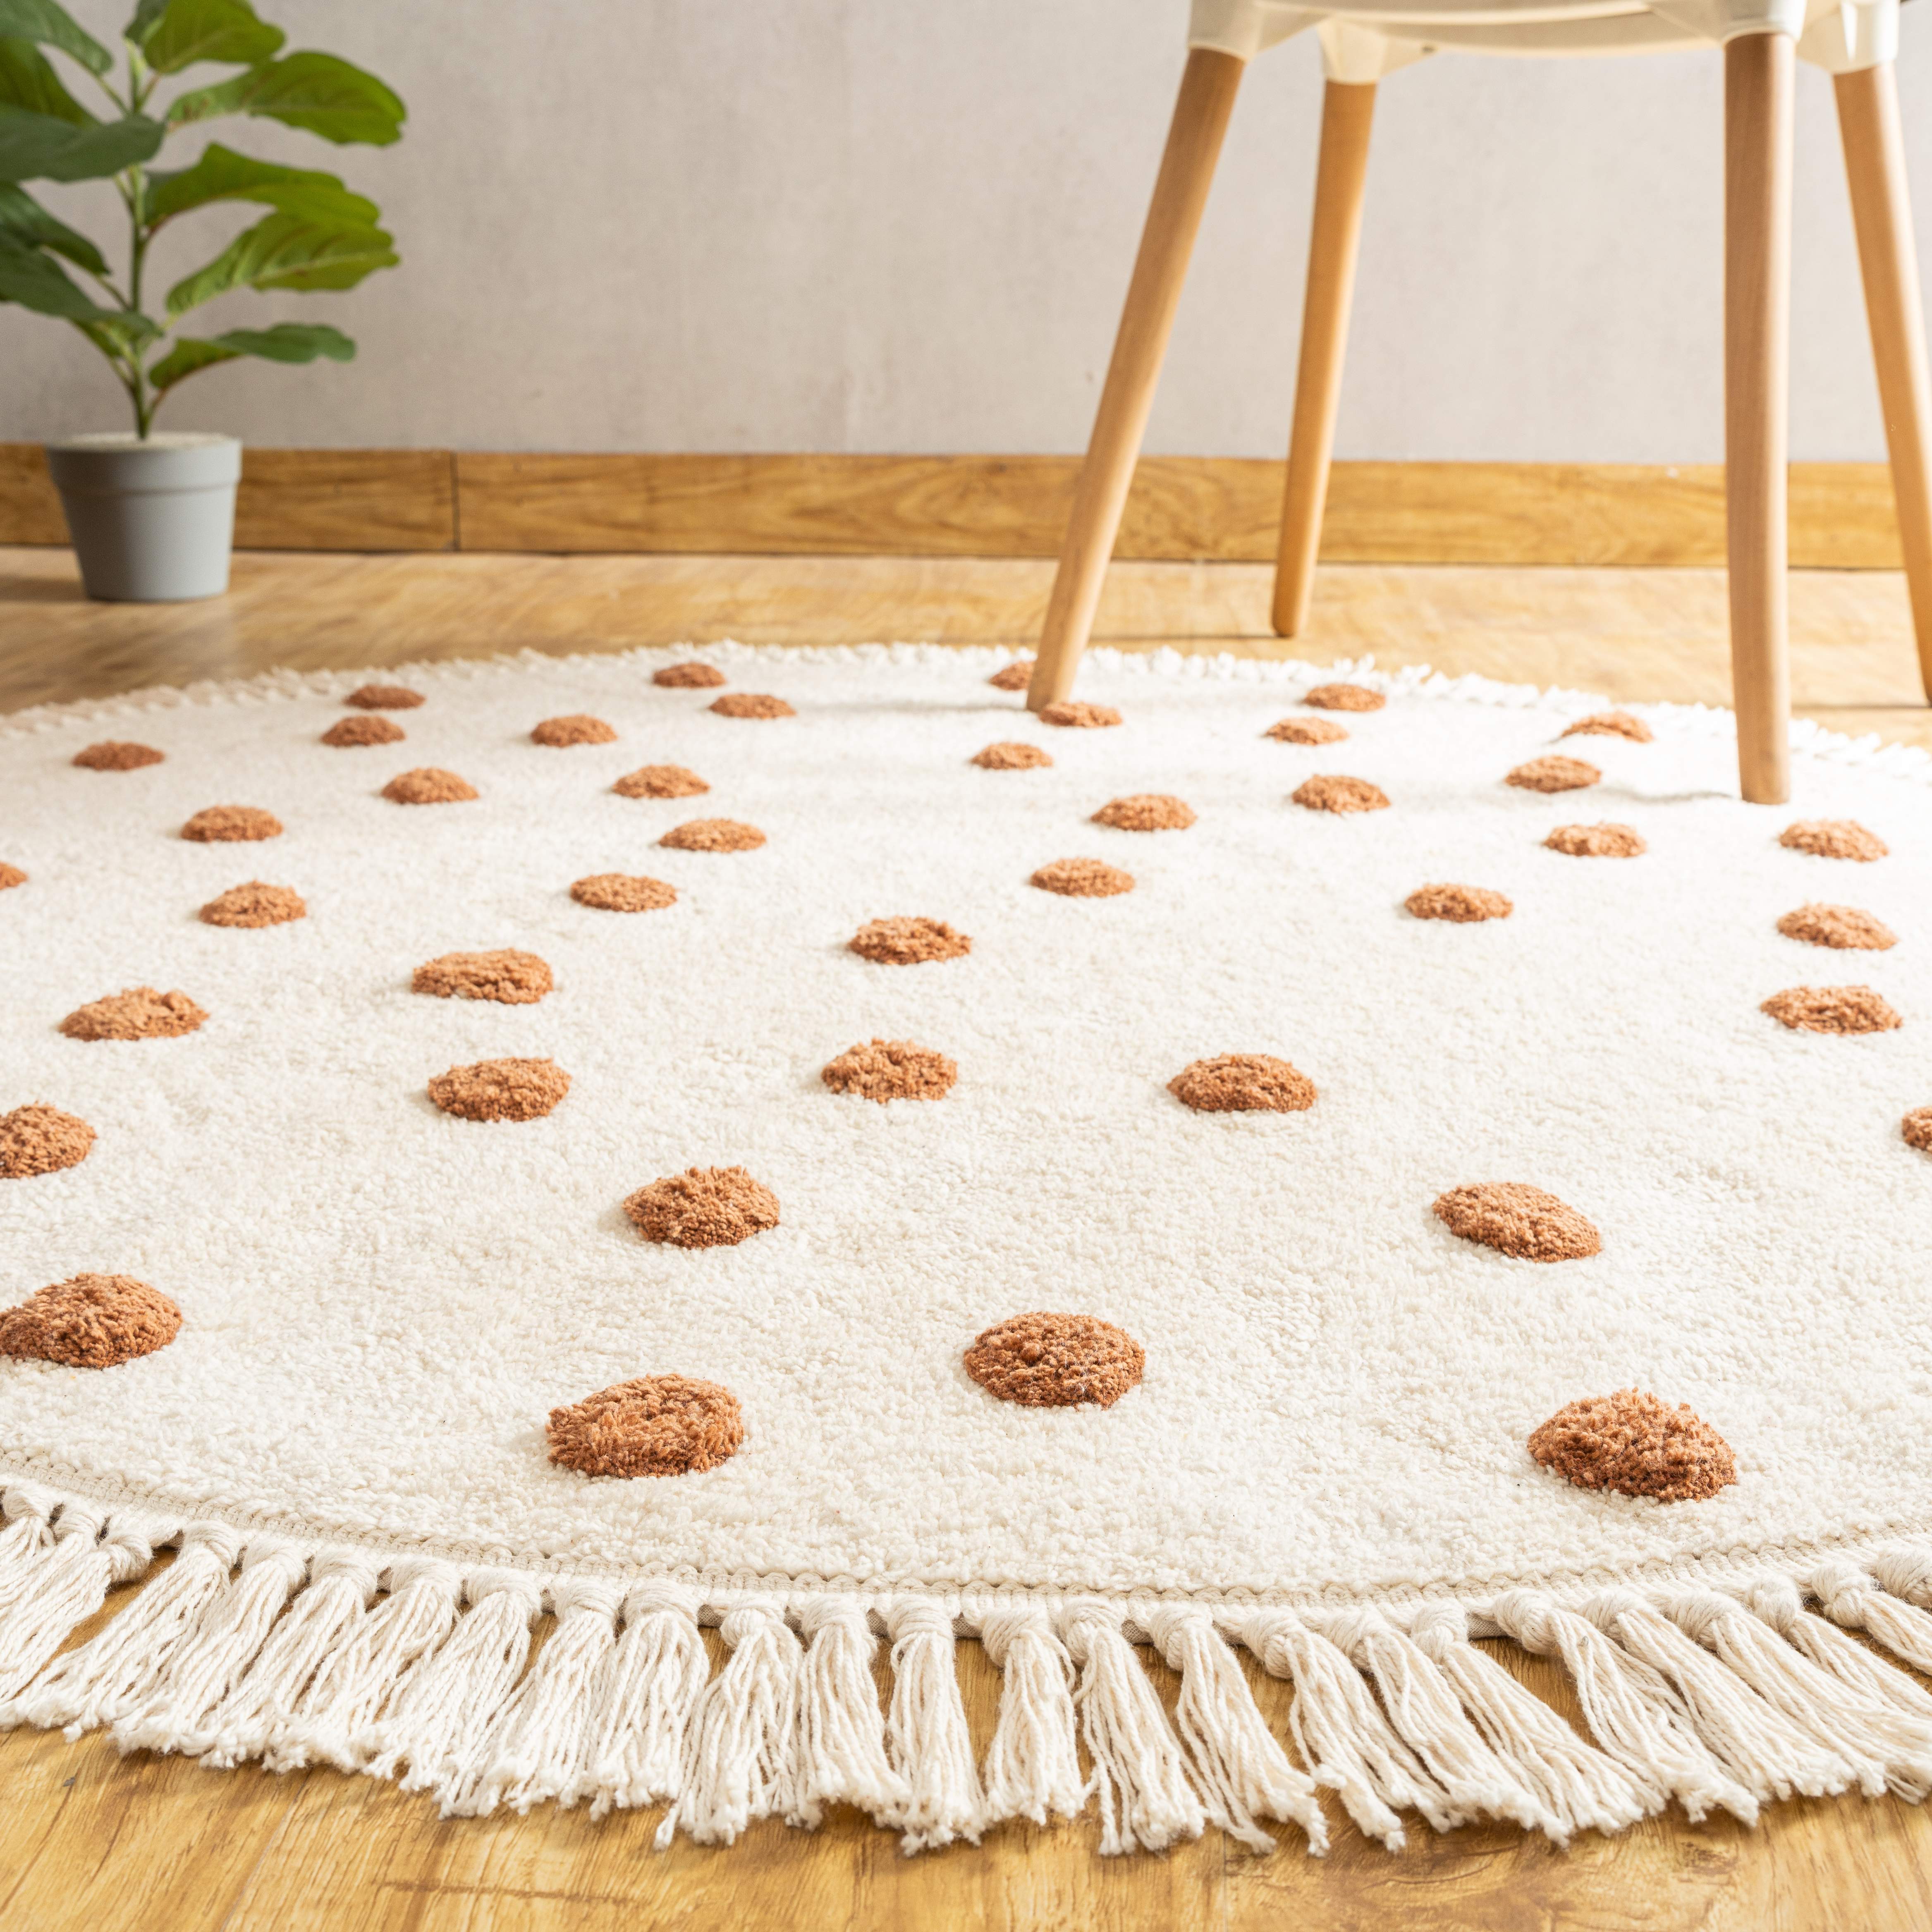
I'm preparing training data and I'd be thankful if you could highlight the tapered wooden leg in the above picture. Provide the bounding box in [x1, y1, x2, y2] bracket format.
[1272, 80, 1377, 639]
[1725, 32, 1796, 804]
[1028, 49, 1244, 710]
[1834, 61, 1932, 702]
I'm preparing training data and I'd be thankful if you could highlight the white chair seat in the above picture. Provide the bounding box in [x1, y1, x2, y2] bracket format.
[1190, 0, 1899, 76]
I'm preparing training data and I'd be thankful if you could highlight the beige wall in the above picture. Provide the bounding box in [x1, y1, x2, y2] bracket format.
[5, 1, 1931, 461]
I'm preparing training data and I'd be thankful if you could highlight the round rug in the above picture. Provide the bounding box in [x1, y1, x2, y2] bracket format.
[3, 643, 1932, 1853]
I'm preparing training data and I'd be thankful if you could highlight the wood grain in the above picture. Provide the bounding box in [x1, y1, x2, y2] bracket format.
[1835, 61, 1932, 695]
[1031, 46, 1246, 705]
[1724, 30, 1797, 804]
[1, 444, 1912, 568]
[1, 546, 1927, 744]
[1274, 79, 1378, 637]
[0, 445, 455, 553]
[231, 448, 456, 552]
[0, 545, 1930, 1927]
[453, 453, 1912, 569]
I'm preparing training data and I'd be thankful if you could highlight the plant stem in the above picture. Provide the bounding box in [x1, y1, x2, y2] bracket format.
[124, 47, 155, 438]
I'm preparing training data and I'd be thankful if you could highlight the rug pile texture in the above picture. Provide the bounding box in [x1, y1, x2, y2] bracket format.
[4, 641, 1932, 1854]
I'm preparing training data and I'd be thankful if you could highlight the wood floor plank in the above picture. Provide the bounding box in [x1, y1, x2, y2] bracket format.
[2, 547, 1928, 733]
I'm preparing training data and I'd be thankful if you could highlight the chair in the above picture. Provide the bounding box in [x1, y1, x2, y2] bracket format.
[1026, 0, 1932, 803]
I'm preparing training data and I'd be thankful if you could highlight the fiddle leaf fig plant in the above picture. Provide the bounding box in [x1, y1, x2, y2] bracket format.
[0, 0, 403, 434]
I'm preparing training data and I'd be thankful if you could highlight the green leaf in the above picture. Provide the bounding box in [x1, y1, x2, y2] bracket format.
[0, 105, 161, 179]
[165, 206, 395, 314]
[0, 227, 113, 316]
[0, 178, 105, 270]
[147, 332, 231, 387]
[142, 0, 282, 76]
[124, 0, 169, 45]
[0, 37, 92, 121]
[151, 317, 351, 392]
[166, 51, 404, 145]
[0, 0, 110, 77]
[78, 306, 155, 351]
[146, 140, 374, 227]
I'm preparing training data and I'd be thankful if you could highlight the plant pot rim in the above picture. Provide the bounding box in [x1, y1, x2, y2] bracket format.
[46, 430, 240, 454]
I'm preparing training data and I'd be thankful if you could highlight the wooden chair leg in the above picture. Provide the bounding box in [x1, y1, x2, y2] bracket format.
[1725, 31, 1796, 805]
[1272, 80, 1377, 639]
[1834, 60, 1932, 704]
[1028, 48, 1244, 711]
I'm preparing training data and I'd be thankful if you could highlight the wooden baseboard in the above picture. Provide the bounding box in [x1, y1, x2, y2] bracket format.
[0, 445, 456, 552]
[0, 443, 1906, 568]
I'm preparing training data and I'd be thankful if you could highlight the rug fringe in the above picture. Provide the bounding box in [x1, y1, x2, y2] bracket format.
[881, 1597, 985, 1852]
[15, 1521, 239, 1737]
[977, 1600, 1087, 1829]
[200, 1549, 384, 1770]
[673, 1597, 800, 1846]
[0, 1487, 60, 1612]
[112, 1539, 310, 1758]
[1665, 1589, 1932, 1802]
[361, 1570, 543, 1792]
[263, 1555, 461, 1772]
[0, 1502, 163, 1709]
[1062, 1601, 1205, 1855]
[11, 1476, 1932, 1856]
[571, 1582, 708, 1820]
[1405, 1603, 1654, 1842]
[790, 1595, 909, 1832]
[1487, 1590, 1759, 1824]
[1581, 1589, 1856, 1804]
[1243, 1609, 1442, 1848]
[1316, 1607, 1549, 1834]
[1775, 1570, 1932, 1719]
[1827, 1551, 1932, 1674]
[442, 1577, 622, 1817]
[1144, 1604, 1327, 1855]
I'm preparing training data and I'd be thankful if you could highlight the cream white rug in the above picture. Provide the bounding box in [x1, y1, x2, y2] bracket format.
[4, 641, 1932, 1855]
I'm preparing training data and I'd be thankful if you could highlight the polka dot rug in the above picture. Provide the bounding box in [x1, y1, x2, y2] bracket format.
[4, 642, 1932, 1857]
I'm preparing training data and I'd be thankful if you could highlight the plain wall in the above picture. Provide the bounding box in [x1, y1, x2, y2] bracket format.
[5, 0, 1931, 461]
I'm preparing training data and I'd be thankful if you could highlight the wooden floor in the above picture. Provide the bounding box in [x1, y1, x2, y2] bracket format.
[3, 543, 1931, 1932]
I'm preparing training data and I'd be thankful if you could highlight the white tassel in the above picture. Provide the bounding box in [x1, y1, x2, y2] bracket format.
[1318, 1607, 1549, 1832]
[790, 1595, 909, 1831]
[1819, 1555, 1932, 1676]
[263, 1555, 459, 1772]
[1241, 1609, 1442, 1848]
[1407, 1603, 1653, 1842]
[199, 1549, 384, 1770]
[1487, 1590, 1757, 1825]
[1582, 1589, 1852, 1804]
[112, 1540, 310, 1758]
[1142, 1604, 1327, 1855]
[880, 1597, 984, 1853]
[441, 1576, 622, 1817]
[1060, 1601, 1205, 1855]
[1765, 1572, 1932, 1723]
[976, 1601, 1087, 1829]
[0, 1487, 60, 1610]
[570, 1582, 707, 1820]
[15, 1521, 242, 1736]
[0, 1507, 161, 1709]
[1669, 1588, 1932, 1801]
[1871, 1544, 1932, 1611]
[672, 1597, 800, 1846]
[361, 1569, 543, 1793]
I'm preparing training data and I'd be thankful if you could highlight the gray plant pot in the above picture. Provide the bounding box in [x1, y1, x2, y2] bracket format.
[45, 432, 242, 603]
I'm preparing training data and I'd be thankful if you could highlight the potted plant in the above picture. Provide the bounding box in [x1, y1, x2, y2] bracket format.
[0, 0, 404, 600]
